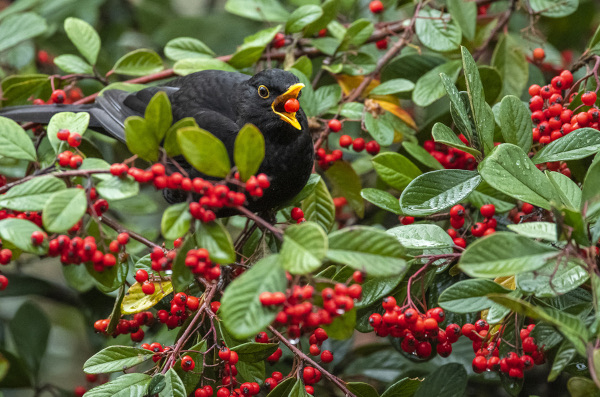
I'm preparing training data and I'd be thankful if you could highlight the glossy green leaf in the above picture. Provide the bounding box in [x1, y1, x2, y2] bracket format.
[53, 54, 93, 74]
[403, 141, 443, 170]
[447, 0, 476, 40]
[412, 60, 462, 107]
[533, 128, 600, 163]
[124, 116, 158, 162]
[64, 17, 100, 64]
[228, 25, 281, 68]
[42, 188, 87, 233]
[164, 37, 214, 61]
[492, 34, 528, 97]
[302, 177, 335, 232]
[400, 170, 481, 216]
[0, 116, 36, 161]
[355, 273, 406, 309]
[0, 176, 66, 211]
[325, 160, 364, 217]
[286, 5, 322, 33]
[548, 340, 577, 381]
[370, 79, 415, 95]
[47, 112, 90, 153]
[438, 279, 511, 313]
[0, 13, 46, 54]
[220, 255, 287, 339]
[415, 8, 461, 52]
[414, 363, 467, 397]
[0, 218, 47, 255]
[266, 378, 296, 397]
[173, 58, 237, 75]
[234, 124, 265, 182]
[361, 188, 401, 214]
[459, 232, 558, 277]
[84, 346, 154, 374]
[530, 0, 578, 18]
[96, 175, 139, 201]
[440, 73, 474, 144]
[381, 377, 422, 397]
[84, 374, 151, 397]
[517, 259, 588, 297]
[347, 382, 380, 397]
[159, 369, 186, 397]
[499, 95, 533, 153]
[372, 152, 422, 191]
[231, 342, 279, 363]
[177, 126, 231, 178]
[9, 301, 50, 376]
[113, 49, 163, 76]
[195, 220, 235, 264]
[478, 144, 558, 210]
[280, 221, 327, 274]
[387, 224, 454, 256]
[161, 203, 192, 241]
[547, 171, 582, 210]
[432, 122, 482, 157]
[327, 226, 407, 277]
[506, 222, 558, 241]
[144, 91, 172, 142]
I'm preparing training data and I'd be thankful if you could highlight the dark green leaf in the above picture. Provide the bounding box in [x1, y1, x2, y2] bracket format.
[499, 95, 533, 153]
[159, 369, 186, 397]
[403, 141, 443, 170]
[447, 0, 476, 40]
[64, 17, 100, 64]
[164, 37, 214, 61]
[360, 188, 401, 214]
[412, 60, 461, 107]
[83, 346, 154, 374]
[42, 188, 87, 233]
[146, 375, 166, 395]
[0, 116, 36, 161]
[195, 220, 235, 263]
[347, 382, 380, 397]
[0, 218, 47, 255]
[414, 363, 467, 397]
[234, 124, 265, 182]
[547, 171, 582, 211]
[400, 170, 481, 216]
[478, 143, 558, 210]
[302, 177, 335, 232]
[440, 73, 473, 143]
[174, 340, 206, 395]
[84, 374, 151, 397]
[438, 279, 511, 313]
[266, 378, 296, 397]
[177, 126, 231, 178]
[459, 232, 558, 277]
[370, 79, 415, 95]
[324, 307, 356, 339]
[432, 122, 482, 157]
[492, 34, 528, 97]
[0, 176, 66, 211]
[548, 340, 577, 381]
[161, 203, 192, 241]
[220, 255, 287, 339]
[231, 342, 279, 363]
[9, 301, 50, 376]
[415, 8, 461, 52]
[517, 259, 588, 297]
[372, 152, 422, 191]
[327, 226, 407, 277]
[112, 49, 163, 76]
[286, 5, 322, 33]
[355, 273, 406, 309]
[280, 221, 327, 274]
[53, 54, 93, 74]
[533, 128, 600, 163]
[171, 236, 195, 292]
[289, 379, 309, 397]
[325, 160, 364, 217]
[381, 377, 422, 397]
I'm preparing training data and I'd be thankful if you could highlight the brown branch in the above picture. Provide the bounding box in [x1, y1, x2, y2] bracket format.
[0, 168, 111, 194]
[236, 206, 283, 241]
[100, 215, 161, 249]
[472, 0, 517, 61]
[268, 325, 356, 397]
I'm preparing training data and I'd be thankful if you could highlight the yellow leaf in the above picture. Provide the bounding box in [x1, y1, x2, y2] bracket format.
[495, 276, 516, 290]
[335, 75, 380, 97]
[121, 281, 173, 315]
[375, 100, 417, 130]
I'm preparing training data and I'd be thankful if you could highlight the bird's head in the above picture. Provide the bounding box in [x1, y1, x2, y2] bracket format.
[236, 69, 307, 135]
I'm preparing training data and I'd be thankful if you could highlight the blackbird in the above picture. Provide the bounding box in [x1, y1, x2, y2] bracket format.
[0, 69, 315, 213]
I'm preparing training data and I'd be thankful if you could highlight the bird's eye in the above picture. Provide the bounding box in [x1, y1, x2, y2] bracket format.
[258, 85, 269, 98]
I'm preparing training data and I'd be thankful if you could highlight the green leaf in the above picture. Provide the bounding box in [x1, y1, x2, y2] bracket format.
[84, 374, 151, 397]
[492, 34, 528, 97]
[324, 307, 356, 339]
[164, 117, 198, 157]
[195, 220, 236, 264]
[447, 0, 476, 40]
[440, 73, 474, 143]
[0, 116, 36, 161]
[229, 25, 282, 69]
[159, 369, 186, 397]
[0, 13, 46, 54]
[9, 301, 50, 376]
[339, 19, 374, 50]
[145, 91, 172, 143]
[280, 221, 327, 274]
[96, 175, 139, 201]
[0, 218, 47, 255]
[517, 259, 588, 297]
[220, 255, 287, 339]
[370, 79, 415, 96]
[124, 116, 158, 162]
[286, 5, 322, 33]
[339, 102, 364, 119]
[364, 112, 394, 146]
[64, 17, 100, 65]
[530, 0, 578, 18]
[164, 37, 214, 61]
[266, 378, 296, 397]
[415, 8, 461, 52]
[42, 188, 87, 233]
[327, 226, 407, 277]
[161, 203, 192, 241]
[289, 379, 309, 397]
[371, 152, 422, 191]
[533, 128, 600, 163]
[173, 58, 237, 75]
[347, 382, 380, 397]
[478, 143, 558, 210]
[459, 232, 558, 277]
[1, 74, 50, 107]
[438, 279, 511, 313]
[499, 95, 533, 153]
[414, 363, 467, 397]
[432, 123, 482, 157]
[302, 177, 335, 232]
[381, 377, 422, 397]
[177, 126, 231, 178]
[171, 236, 195, 292]
[324, 161, 364, 217]
[461, 46, 494, 155]
[403, 141, 443, 170]
[314, 84, 342, 116]
[412, 60, 462, 107]
[53, 54, 93, 74]
[0, 176, 66, 211]
[400, 170, 482, 216]
[468, 180, 516, 213]
[84, 346, 154, 374]
[546, 171, 582, 210]
[234, 124, 265, 182]
[231, 342, 279, 363]
[113, 49, 163, 76]
[506, 222, 558, 241]
[387, 224, 454, 260]
[361, 188, 401, 214]
[174, 340, 206, 395]
[355, 273, 406, 309]
[47, 112, 90, 153]
[224, 0, 290, 22]
[147, 375, 166, 396]
[548, 340, 577, 382]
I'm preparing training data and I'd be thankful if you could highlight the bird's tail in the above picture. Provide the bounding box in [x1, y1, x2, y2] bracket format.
[0, 104, 96, 125]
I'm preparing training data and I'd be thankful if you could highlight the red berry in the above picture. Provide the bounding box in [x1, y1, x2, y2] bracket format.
[471, 222, 486, 237]
[328, 119, 342, 132]
[480, 204, 495, 218]
[57, 129, 70, 141]
[352, 138, 365, 152]
[401, 216, 414, 225]
[69, 155, 83, 169]
[135, 269, 149, 283]
[0, 275, 8, 290]
[284, 98, 300, 113]
[532, 48, 545, 61]
[339, 135, 353, 148]
[117, 232, 130, 245]
[453, 237, 466, 248]
[291, 207, 304, 221]
[186, 296, 200, 311]
[50, 89, 67, 104]
[528, 84, 541, 96]
[181, 355, 195, 371]
[218, 347, 231, 361]
[31, 231, 45, 245]
[141, 282, 155, 295]
[472, 356, 487, 373]
[67, 132, 82, 147]
[416, 341, 432, 357]
[450, 216, 464, 229]
[375, 38, 388, 50]
[582, 91, 597, 106]
[369, 0, 384, 13]
[450, 205, 465, 218]
[366, 140, 380, 155]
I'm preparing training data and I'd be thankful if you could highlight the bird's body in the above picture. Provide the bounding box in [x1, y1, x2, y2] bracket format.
[0, 69, 314, 212]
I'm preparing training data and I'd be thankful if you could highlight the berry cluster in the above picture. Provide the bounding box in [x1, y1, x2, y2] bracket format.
[93, 311, 154, 342]
[447, 204, 497, 249]
[307, 327, 334, 363]
[48, 234, 118, 271]
[32, 87, 83, 105]
[301, 366, 322, 395]
[534, 160, 571, 178]
[423, 140, 477, 170]
[183, 247, 222, 280]
[157, 292, 201, 329]
[369, 299, 458, 359]
[148, 246, 176, 273]
[290, 207, 306, 223]
[0, 209, 43, 227]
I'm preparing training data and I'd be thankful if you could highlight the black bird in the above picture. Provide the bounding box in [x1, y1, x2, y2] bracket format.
[0, 69, 315, 212]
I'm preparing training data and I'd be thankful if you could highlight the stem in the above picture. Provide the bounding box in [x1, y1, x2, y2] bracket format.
[472, 0, 517, 60]
[100, 216, 161, 249]
[0, 169, 111, 194]
[235, 206, 283, 241]
[268, 326, 357, 397]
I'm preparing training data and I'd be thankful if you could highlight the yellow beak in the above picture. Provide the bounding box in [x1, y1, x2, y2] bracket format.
[271, 83, 305, 130]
